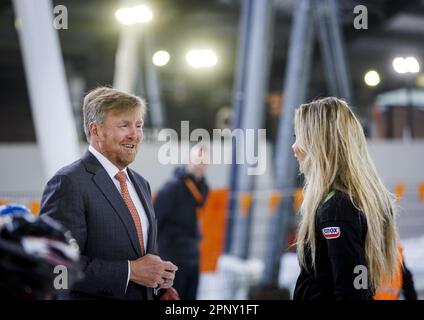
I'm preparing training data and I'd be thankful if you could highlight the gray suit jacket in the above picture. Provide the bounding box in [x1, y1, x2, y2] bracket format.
[40, 151, 158, 300]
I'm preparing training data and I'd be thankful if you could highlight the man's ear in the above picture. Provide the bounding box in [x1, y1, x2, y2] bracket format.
[89, 122, 99, 139]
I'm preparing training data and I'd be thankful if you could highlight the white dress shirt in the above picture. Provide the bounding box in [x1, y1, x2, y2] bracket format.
[88, 145, 149, 290]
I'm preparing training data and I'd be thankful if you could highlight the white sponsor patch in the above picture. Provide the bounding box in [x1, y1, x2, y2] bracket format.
[322, 226, 341, 239]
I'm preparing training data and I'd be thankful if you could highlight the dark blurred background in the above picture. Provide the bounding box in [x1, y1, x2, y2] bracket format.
[1, 0, 424, 141]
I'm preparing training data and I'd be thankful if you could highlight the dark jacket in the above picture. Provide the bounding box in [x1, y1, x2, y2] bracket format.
[154, 166, 209, 266]
[402, 262, 418, 300]
[294, 191, 373, 300]
[40, 151, 158, 300]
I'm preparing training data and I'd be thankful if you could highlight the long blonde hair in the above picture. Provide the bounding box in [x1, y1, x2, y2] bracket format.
[294, 97, 399, 290]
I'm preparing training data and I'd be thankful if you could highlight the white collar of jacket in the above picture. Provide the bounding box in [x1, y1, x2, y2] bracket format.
[88, 145, 129, 182]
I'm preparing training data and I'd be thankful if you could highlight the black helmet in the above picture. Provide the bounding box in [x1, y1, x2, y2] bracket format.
[0, 203, 82, 299]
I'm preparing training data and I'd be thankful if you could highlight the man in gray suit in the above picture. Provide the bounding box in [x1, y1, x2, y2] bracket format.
[40, 87, 177, 299]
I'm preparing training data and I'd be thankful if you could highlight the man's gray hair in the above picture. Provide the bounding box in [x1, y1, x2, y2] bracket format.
[83, 86, 146, 142]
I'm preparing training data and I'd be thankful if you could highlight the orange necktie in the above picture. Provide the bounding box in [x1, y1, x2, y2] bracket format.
[115, 171, 145, 256]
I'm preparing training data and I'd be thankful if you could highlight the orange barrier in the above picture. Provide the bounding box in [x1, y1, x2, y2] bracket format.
[419, 183, 424, 202]
[268, 192, 283, 215]
[239, 193, 253, 216]
[198, 188, 228, 272]
[29, 200, 41, 216]
[293, 188, 303, 211]
[198, 188, 304, 272]
[394, 183, 406, 201]
[0, 199, 40, 216]
[1, 182, 423, 274]
[268, 188, 303, 214]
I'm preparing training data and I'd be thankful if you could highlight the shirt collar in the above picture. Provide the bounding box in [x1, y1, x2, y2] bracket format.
[88, 145, 129, 182]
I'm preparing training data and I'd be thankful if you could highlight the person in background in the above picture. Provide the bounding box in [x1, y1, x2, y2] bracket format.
[292, 97, 399, 300]
[40, 87, 177, 300]
[155, 145, 209, 300]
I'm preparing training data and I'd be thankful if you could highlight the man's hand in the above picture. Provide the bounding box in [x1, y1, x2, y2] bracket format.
[129, 254, 178, 288]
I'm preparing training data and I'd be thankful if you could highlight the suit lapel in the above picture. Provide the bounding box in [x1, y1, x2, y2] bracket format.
[127, 169, 156, 254]
[82, 151, 142, 256]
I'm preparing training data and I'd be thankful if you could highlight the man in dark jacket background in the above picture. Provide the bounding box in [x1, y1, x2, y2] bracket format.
[154, 145, 209, 300]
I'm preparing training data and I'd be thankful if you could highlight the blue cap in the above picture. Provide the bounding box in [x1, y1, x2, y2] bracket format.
[0, 203, 31, 217]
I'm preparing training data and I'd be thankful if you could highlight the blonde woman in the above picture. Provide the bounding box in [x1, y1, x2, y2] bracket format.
[292, 97, 399, 300]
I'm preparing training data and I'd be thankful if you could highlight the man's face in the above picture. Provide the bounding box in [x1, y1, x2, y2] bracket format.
[187, 147, 209, 179]
[93, 107, 143, 170]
